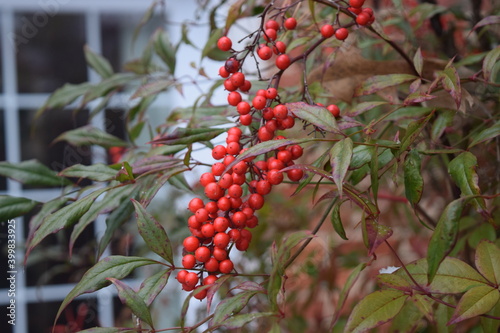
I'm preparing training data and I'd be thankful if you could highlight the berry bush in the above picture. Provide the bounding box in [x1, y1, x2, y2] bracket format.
[2, 0, 500, 331]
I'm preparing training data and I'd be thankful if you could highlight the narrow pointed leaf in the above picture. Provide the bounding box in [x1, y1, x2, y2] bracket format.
[27, 196, 68, 241]
[0, 195, 39, 221]
[483, 46, 500, 82]
[26, 187, 110, 259]
[448, 152, 487, 214]
[330, 263, 366, 328]
[84, 45, 114, 79]
[137, 269, 171, 306]
[212, 291, 262, 326]
[354, 74, 417, 96]
[427, 197, 468, 283]
[59, 163, 118, 182]
[399, 112, 433, 155]
[403, 149, 423, 206]
[362, 217, 393, 256]
[441, 66, 461, 109]
[331, 200, 347, 240]
[345, 289, 408, 333]
[37, 82, 91, 114]
[330, 137, 353, 197]
[475, 240, 500, 285]
[286, 102, 339, 133]
[345, 101, 387, 117]
[220, 312, 275, 329]
[132, 199, 173, 264]
[54, 125, 129, 148]
[377, 274, 412, 291]
[149, 127, 226, 146]
[413, 47, 423, 76]
[0, 160, 71, 187]
[154, 28, 176, 73]
[107, 278, 154, 328]
[471, 15, 500, 32]
[448, 285, 500, 325]
[131, 79, 173, 99]
[55, 256, 157, 327]
[468, 121, 500, 149]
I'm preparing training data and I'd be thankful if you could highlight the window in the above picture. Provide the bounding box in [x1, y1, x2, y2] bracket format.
[0, 2, 182, 332]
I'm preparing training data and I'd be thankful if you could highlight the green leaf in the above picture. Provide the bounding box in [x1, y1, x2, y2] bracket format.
[345, 289, 408, 333]
[475, 240, 500, 285]
[82, 73, 137, 105]
[137, 269, 171, 306]
[78, 328, 136, 333]
[345, 101, 388, 117]
[25, 187, 109, 259]
[154, 28, 176, 73]
[225, 0, 245, 31]
[69, 186, 134, 255]
[448, 152, 487, 214]
[403, 149, 423, 206]
[448, 285, 500, 325]
[131, 79, 173, 99]
[54, 125, 129, 149]
[55, 256, 157, 327]
[330, 137, 353, 197]
[107, 278, 155, 328]
[440, 66, 461, 109]
[431, 109, 454, 141]
[481, 300, 500, 333]
[286, 102, 339, 133]
[0, 160, 71, 187]
[354, 74, 417, 96]
[370, 146, 379, 204]
[131, 199, 173, 264]
[468, 120, 500, 149]
[399, 112, 433, 155]
[377, 274, 412, 291]
[471, 15, 500, 32]
[149, 127, 226, 146]
[59, 163, 118, 182]
[362, 217, 392, 256]
[84, 45, 114, 79]
[394, 257, 488, 293]
[427, 197, 468, 283]
[483, 46, 500, 82]
[27, 196, 68, 241]
[212, 291, 262, 327]
[37, 82, 91, 114]
[330, 263, 366, 328]
[220, 312, 275, 329]
[330, 200, 347, 240]
[413, 47, 423, 77]
[0, 195, 39, 221]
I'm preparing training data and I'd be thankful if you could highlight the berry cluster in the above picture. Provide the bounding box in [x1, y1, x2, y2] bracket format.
[176, 0, 374, 300]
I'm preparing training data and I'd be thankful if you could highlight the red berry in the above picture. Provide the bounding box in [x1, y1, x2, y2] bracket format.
[273, 41, 287, 54]
[227, 126, 242, 137]
[213, 247, 227, 261]
[214, 232, 230, 249]
[320, 24, 335, 38]
[212, 145, 227, 160]
[182, 254, 196, 269]
[287, 168, 304, 181]
[177, 270, 188, 283]
[227, 91, 242, 106]
[349, 0, 365, 8]
[256, 180, 272, 195]
[335, 28, 349, 41]
[219, 66, 230, 78]
[217, 196, 231, 211]
[239, 80, 252, 92]
[257, 45, 273, 60]
[217, 36, 232, 51]
[183, 236, 200, 252]
[184, 271, 199, 288]
[204, 257, 219, 272]
[232, 211, 247, 228]
[236, 238, 250, 251]
[265, 19, 280, 31]
[263, 28, 277, 42]
[203, 274, 218, 285]
[226, 141, 240, 155]
[252, 95, 267, 110]
[201, 223, 215, 238]
[248, 193, 265, 210]
[212, 162, 225, 176]
[188, 198, 204, 213]
[266, 88, 278, 99]
[228, 184, 243, 198]
[204, 182, 224, 200]
[224, 79, 237, 91]
[237, 101, 251, 115]
[219, 259, 234, 274]
[284, 17, 297, 30]
[225, 58, 240, 73]
[239, 114, 253, 126]
[200, 172, 216, 187]
[267, 169, 284, 185]
[193, 287, 207, 300]
[214, 216, 229, 232]
[195, 246, 211, 262]
[276, 54, 291, 70]
[228, 228, 241, 241]
[258, 126, 274, 142]
[232, 161, 248, 175]
[273, 104, 288, 119]
[230, 72, 245, 87]
[327, 104, 340, 117]
[195, 208, 209, 223]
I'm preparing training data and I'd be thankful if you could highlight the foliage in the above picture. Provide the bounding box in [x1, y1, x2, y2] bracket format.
[2, 0, 500, 331]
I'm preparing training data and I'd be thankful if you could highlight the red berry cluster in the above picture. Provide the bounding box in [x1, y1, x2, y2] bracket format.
[177, 2, 375, 300]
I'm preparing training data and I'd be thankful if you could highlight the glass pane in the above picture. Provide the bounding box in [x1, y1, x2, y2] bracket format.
[15, 13, 87, 93]
[19, 109, 91, 185]
[28, 299, 99, 332]
[101, 13, 163, 71]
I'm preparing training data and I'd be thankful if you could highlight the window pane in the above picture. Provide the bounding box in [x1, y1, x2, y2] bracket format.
[19, 109, 91, 183]
[15, 13, 87, 93]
